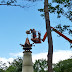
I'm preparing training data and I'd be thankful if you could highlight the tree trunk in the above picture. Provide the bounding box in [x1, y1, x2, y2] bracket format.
[44, 0, 53, 72]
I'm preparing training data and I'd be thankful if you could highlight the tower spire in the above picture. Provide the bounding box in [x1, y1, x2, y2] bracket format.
[20, 37, 34, 72]
[24, 37, 31, 46]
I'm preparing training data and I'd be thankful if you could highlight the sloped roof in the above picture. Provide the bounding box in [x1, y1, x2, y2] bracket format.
[24, 37, 30, 45]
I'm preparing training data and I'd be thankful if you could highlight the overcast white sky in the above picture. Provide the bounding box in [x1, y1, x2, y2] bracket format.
[0, 50, 72, 67]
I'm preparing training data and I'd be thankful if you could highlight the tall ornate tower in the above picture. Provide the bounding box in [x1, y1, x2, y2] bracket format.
[20, 38, 34, 72]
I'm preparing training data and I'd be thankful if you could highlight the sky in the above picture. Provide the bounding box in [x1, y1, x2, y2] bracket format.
[0, 0, 72, 65]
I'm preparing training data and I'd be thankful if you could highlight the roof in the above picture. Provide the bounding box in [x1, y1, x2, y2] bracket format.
[23, 38, 32, 50]
[25, 38, 30, 45]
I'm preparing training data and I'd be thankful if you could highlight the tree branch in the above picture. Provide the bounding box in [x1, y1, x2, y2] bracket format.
[0, 3, 25, 8]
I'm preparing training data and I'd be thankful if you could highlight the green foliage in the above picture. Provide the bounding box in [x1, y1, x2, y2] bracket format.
[0, 61, 7, 72]
[54, 24, 72, 35]
[0, 57, 72, 72]
[6, 57, 22, 72]
[38, 1, 72, 48]
[0, 69, 5, 72]
[52, 0, 72, 21]
[52, 0, 70, 3]
[53, 58, 72, 72]
[38, 0, 72, 22]
[6, 66, 16, 72]
[33, 59, 48, 72]
[53, 24, 72, 48]
[1, 0, 71, 21]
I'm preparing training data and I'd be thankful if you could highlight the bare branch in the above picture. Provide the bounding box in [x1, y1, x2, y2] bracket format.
[0, 3, 26, 8]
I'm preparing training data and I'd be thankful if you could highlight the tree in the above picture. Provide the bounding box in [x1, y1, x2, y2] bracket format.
[33, 59, 48, 72]
[44, 0, 53, 72]
[0, 57, 22, 72]
[38, 0, 72, 36]
[0, 57, 72, 72]
[0, 69, 5, 72]
[6, 57, 22, 72]
[39, 0, 72, 22]
[0, 61, 7, 72]
[39, 1, 72, 71]
[6, 66, 17, 72]
[53, 58, 72, 72]
[0, 0, 72, 72]
[0, 0, 53, 72]
[52, 0, 72, 22]
[0, 58, 47, 72]
[34, 58, 72, 72]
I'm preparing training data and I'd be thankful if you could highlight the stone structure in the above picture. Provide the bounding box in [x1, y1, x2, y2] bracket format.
[20, 38, 34, 72]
